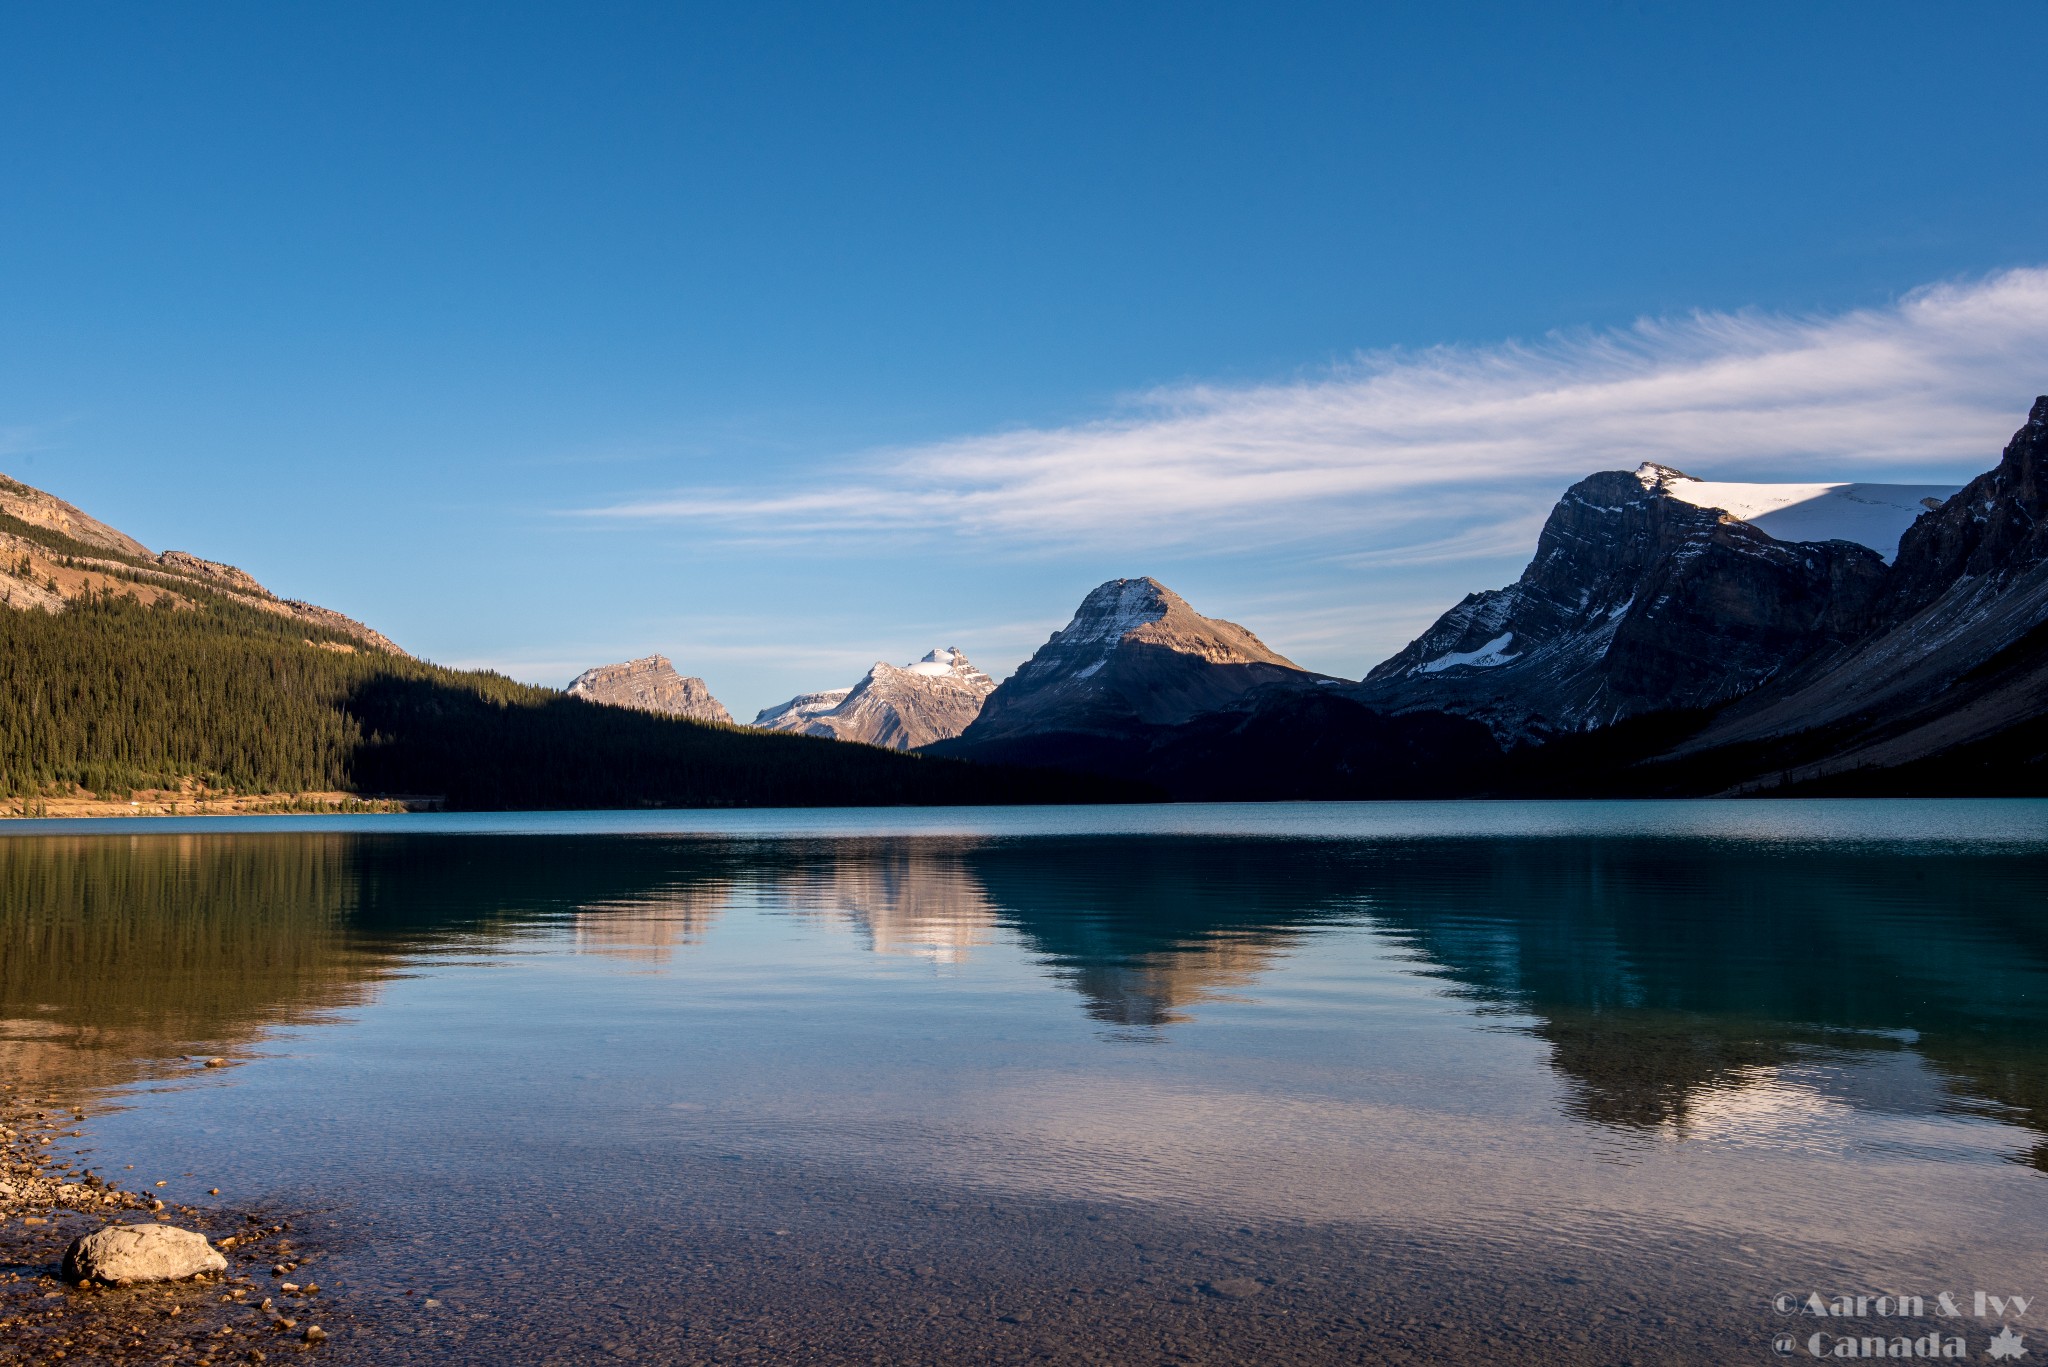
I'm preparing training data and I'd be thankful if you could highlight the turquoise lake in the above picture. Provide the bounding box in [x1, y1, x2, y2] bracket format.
[4, 800, 2047, 1365]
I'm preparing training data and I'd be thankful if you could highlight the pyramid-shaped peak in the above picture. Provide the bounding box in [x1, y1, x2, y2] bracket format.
[1060, 577, 1184, 646]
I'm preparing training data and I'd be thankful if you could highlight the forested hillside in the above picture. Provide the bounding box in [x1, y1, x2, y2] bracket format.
[0, 546, 1118, 809]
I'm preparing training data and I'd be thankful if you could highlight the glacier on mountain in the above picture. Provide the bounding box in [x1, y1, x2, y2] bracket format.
[1637, 464, 1960, 562]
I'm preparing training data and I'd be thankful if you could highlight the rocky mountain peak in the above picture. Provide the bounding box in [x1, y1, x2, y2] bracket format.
[753, 645, 997, 750]
[957, 578, 1310, 743]
[1055, 577, 1176, 653]
[1030, 578, 1297, 678]
[567, 655, 734, 725]
[899, 646, 995, 689]
[1358, 466, 1893, 738]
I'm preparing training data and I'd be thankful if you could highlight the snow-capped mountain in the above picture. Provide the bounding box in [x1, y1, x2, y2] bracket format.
[567, 655, 734, 725]
[1353, 464, 1960, 740]
[931, 402, 2042, 797]
[751, 688, 853, 731]
[754, 647, 995, 750]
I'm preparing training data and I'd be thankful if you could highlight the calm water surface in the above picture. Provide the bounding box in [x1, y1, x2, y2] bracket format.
[4, 800, 2047, 1365]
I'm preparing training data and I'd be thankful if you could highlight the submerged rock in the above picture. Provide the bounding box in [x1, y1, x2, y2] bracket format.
[62, 1223, 227, 1285]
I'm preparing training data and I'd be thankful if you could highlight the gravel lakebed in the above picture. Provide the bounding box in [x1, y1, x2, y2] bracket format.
[0, 1080, 344, 1367]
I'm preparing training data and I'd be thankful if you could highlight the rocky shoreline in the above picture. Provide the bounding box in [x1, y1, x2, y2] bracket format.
[0, 1082, 340, 1364]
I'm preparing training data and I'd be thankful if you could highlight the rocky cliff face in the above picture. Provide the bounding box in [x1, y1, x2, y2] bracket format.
[567, 655, 734, 725]
[0, 472, 408, 655]
[1354, 465, 1897, 740]
[955, 578, 1312, 746]
[754, 648, 995, 750]
[0, 475, 153, 558]
[1669, 398, 2048, 786]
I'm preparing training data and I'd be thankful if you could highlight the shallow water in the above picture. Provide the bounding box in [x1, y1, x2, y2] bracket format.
[5, 800, 2047, 1364]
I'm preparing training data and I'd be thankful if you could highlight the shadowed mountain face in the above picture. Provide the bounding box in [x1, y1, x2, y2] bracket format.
[1354, 465, 1890, 741]
[956, 578, 1312, 743]
[928, 578, 1392, 789]
[1666, 398, 2048, 791]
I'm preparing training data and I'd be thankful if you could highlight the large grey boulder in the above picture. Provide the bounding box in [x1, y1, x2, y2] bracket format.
[63, 1223, 227, 1285]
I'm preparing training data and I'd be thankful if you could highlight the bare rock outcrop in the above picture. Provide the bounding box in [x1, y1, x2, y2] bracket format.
[156, 550, 273, 598]
[568, 655, 734, 725]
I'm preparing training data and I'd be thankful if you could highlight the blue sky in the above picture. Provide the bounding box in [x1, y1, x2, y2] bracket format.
[4, 2, 2046, 718]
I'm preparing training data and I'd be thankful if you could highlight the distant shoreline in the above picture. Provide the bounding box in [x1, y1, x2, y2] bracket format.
[2, 790, 445, 819]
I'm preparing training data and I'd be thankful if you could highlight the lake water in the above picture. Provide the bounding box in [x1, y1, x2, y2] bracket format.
[4, 800, 2047, 1365]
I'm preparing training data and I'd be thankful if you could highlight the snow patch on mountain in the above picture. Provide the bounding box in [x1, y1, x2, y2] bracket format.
[1636, 464, 1960, 562]
[904, 647, 976, 678]
[1417, 633, 1519, 674]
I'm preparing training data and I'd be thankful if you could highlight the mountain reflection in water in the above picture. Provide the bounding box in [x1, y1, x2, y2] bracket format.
[6, 829, 2045, 1166]
[7, 816, 2048, 1366]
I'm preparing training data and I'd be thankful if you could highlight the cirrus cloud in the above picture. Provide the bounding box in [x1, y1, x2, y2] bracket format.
[575, 268, 2048, 561]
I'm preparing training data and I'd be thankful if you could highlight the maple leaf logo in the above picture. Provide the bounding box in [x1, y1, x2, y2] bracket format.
[1989, 1325, 2029, 1361]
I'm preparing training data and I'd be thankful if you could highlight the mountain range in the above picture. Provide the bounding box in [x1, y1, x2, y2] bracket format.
[7, 394, 2043, 806]
[0, 481, 1120, 810]
[934, 394, 2048, 797]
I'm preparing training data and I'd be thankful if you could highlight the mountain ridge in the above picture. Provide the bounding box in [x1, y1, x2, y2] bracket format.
[2, 473, 406, 655]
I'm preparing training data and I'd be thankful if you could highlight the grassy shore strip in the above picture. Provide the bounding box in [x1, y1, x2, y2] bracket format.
[0, 1080, 337, 1364]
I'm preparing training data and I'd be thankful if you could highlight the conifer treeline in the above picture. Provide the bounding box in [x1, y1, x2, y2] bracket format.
[0, 588, 1122, 808]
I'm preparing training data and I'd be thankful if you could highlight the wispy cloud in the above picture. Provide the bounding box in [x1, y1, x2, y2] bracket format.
[574, 268, 2048, 558]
